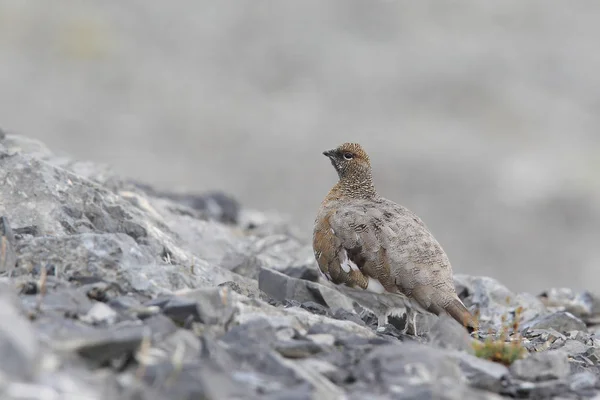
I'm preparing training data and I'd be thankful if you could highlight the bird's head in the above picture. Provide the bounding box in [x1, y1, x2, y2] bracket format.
[322, 142, 371, 181]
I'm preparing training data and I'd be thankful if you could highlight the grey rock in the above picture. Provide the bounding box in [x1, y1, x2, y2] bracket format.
[295, 301, 330, 316]
[332, 308, 367, 327]
[141, 314, 180, 338]
[455, 275, 515, 314]
[502, 379, 569, 399]
[220, 251, 263, 279]
[354, 343, 463, 387]
[274, 340, 324, 359]
[561, 339, 589, 356]
[454, 352, 509, 393]
[0, 283, 39, 380]
[155, 200, 313, 282]
[538, 288, 595, 320]
[509, 350, 570, 382]
[20, 287, 94, 317]
[454, 274, 545, 331]
[538, 288, 600, 327]
[0, 138, 246, 295]
[582, 346, 600, 364]
[79, 302, 118, 325]
[280, 264, 321, 282]
[4, 134, 600, 398]
[306, 333, 336, 347]
[273, 354, 346, 400]
[78, 279, 121, 303]
[569, 371, 598, 393]
[217, 280, 268, 301]
[15, 233, 154, 284]
[521, 311, 587, 334]
[513, 292, 548, 323]
[0, 216, 17, 272]
[258, 267, 355, 313]
[107, 295, 143, 312]
[522, 328, 567, 352]
[427, 314, 474, 352]
[233, 294, 376, 339]
[137, 328, 203, 372]
[294, 358, 344, 384]
[222, 318, 279, 350]
[133, 184, 241, 224]
[215, 321, 311, 396]
[45, 320, 147, 367]
[153, 286, 237, 326]
[306, 323, 370, 344]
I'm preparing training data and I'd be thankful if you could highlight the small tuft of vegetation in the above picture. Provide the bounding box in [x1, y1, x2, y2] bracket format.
[472, 304, 527, 366]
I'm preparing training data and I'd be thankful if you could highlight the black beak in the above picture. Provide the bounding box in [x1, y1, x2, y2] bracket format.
[322, 149, 335, 158]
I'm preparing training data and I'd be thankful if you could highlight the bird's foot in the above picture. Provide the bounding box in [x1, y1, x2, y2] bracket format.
[376, 315, 388, 332]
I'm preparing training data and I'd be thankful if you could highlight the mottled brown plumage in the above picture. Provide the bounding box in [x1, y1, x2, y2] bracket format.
[313, 142, 476, 333]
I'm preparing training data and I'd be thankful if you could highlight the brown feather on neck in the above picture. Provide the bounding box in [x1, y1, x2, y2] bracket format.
[325, 172, 377, 202]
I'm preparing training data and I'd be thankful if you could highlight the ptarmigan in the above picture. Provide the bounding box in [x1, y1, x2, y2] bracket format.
[313, 142, 476, 334]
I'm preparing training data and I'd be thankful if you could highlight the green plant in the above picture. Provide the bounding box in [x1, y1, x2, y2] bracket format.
[472, 305, 527, 366]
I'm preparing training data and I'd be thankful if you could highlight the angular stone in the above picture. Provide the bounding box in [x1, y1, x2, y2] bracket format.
[307, 334, 336, 347]
[427, 314, 474, 352]
[221, 318, 278, 349]
[20, 287, 94, 317]
[521, 311, 587, 334]
[274, 340, 324, 358]
[454, 275, 545, 331]
[219, 251, 263, 279]
[49, 321, 147, 367]
[107, 295, 143, 311]
[137, 187, 240, 224]
[354, 343, 463, 386]
[522, 328, 567, 352]
[148, 290, 237, 327]
[569, 371, 598, 393]
[295, 358, 344, 382]
[454, 351, 509, 392]
[509, 350, 570, 382]
[0, 283, 39, 380]
[538, 288, 594, 319]
[0, 216, 17, 272]
[258, 267, 355, 314]
[79, 302, 118, 325]
[560, 339, 589, 356]
[280, 265, 320, 282]
[258, 267, 317, 304]
[15, 233, 154, 284]
[502, 379, 569, 399]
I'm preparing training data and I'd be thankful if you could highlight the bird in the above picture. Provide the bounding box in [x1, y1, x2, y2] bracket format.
[312, 142, 476, 335]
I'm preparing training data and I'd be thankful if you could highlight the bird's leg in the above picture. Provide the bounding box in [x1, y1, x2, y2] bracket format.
[401, 310, 410, 334]
[402, 309, 419, 337]
[410, 310, 418, 336]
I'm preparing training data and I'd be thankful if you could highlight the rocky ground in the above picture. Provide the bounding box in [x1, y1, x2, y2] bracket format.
[1, 133, 600, 400]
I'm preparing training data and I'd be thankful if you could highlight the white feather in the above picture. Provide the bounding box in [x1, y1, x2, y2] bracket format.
[366, 277, 386, 294]
[340, 249, 360, 273]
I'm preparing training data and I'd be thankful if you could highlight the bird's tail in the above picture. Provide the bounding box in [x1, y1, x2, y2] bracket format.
[445, 298, 478, 333]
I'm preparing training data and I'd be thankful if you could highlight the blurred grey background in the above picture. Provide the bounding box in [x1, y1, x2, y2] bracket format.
[1, 0, 599, 294]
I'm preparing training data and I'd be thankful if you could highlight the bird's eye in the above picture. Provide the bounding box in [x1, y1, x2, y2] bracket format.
[343, 152, 354, 160]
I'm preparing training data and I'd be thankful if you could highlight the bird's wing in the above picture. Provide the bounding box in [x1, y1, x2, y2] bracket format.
[314, 200, 397, 294]
[314, 199, 475, 328]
